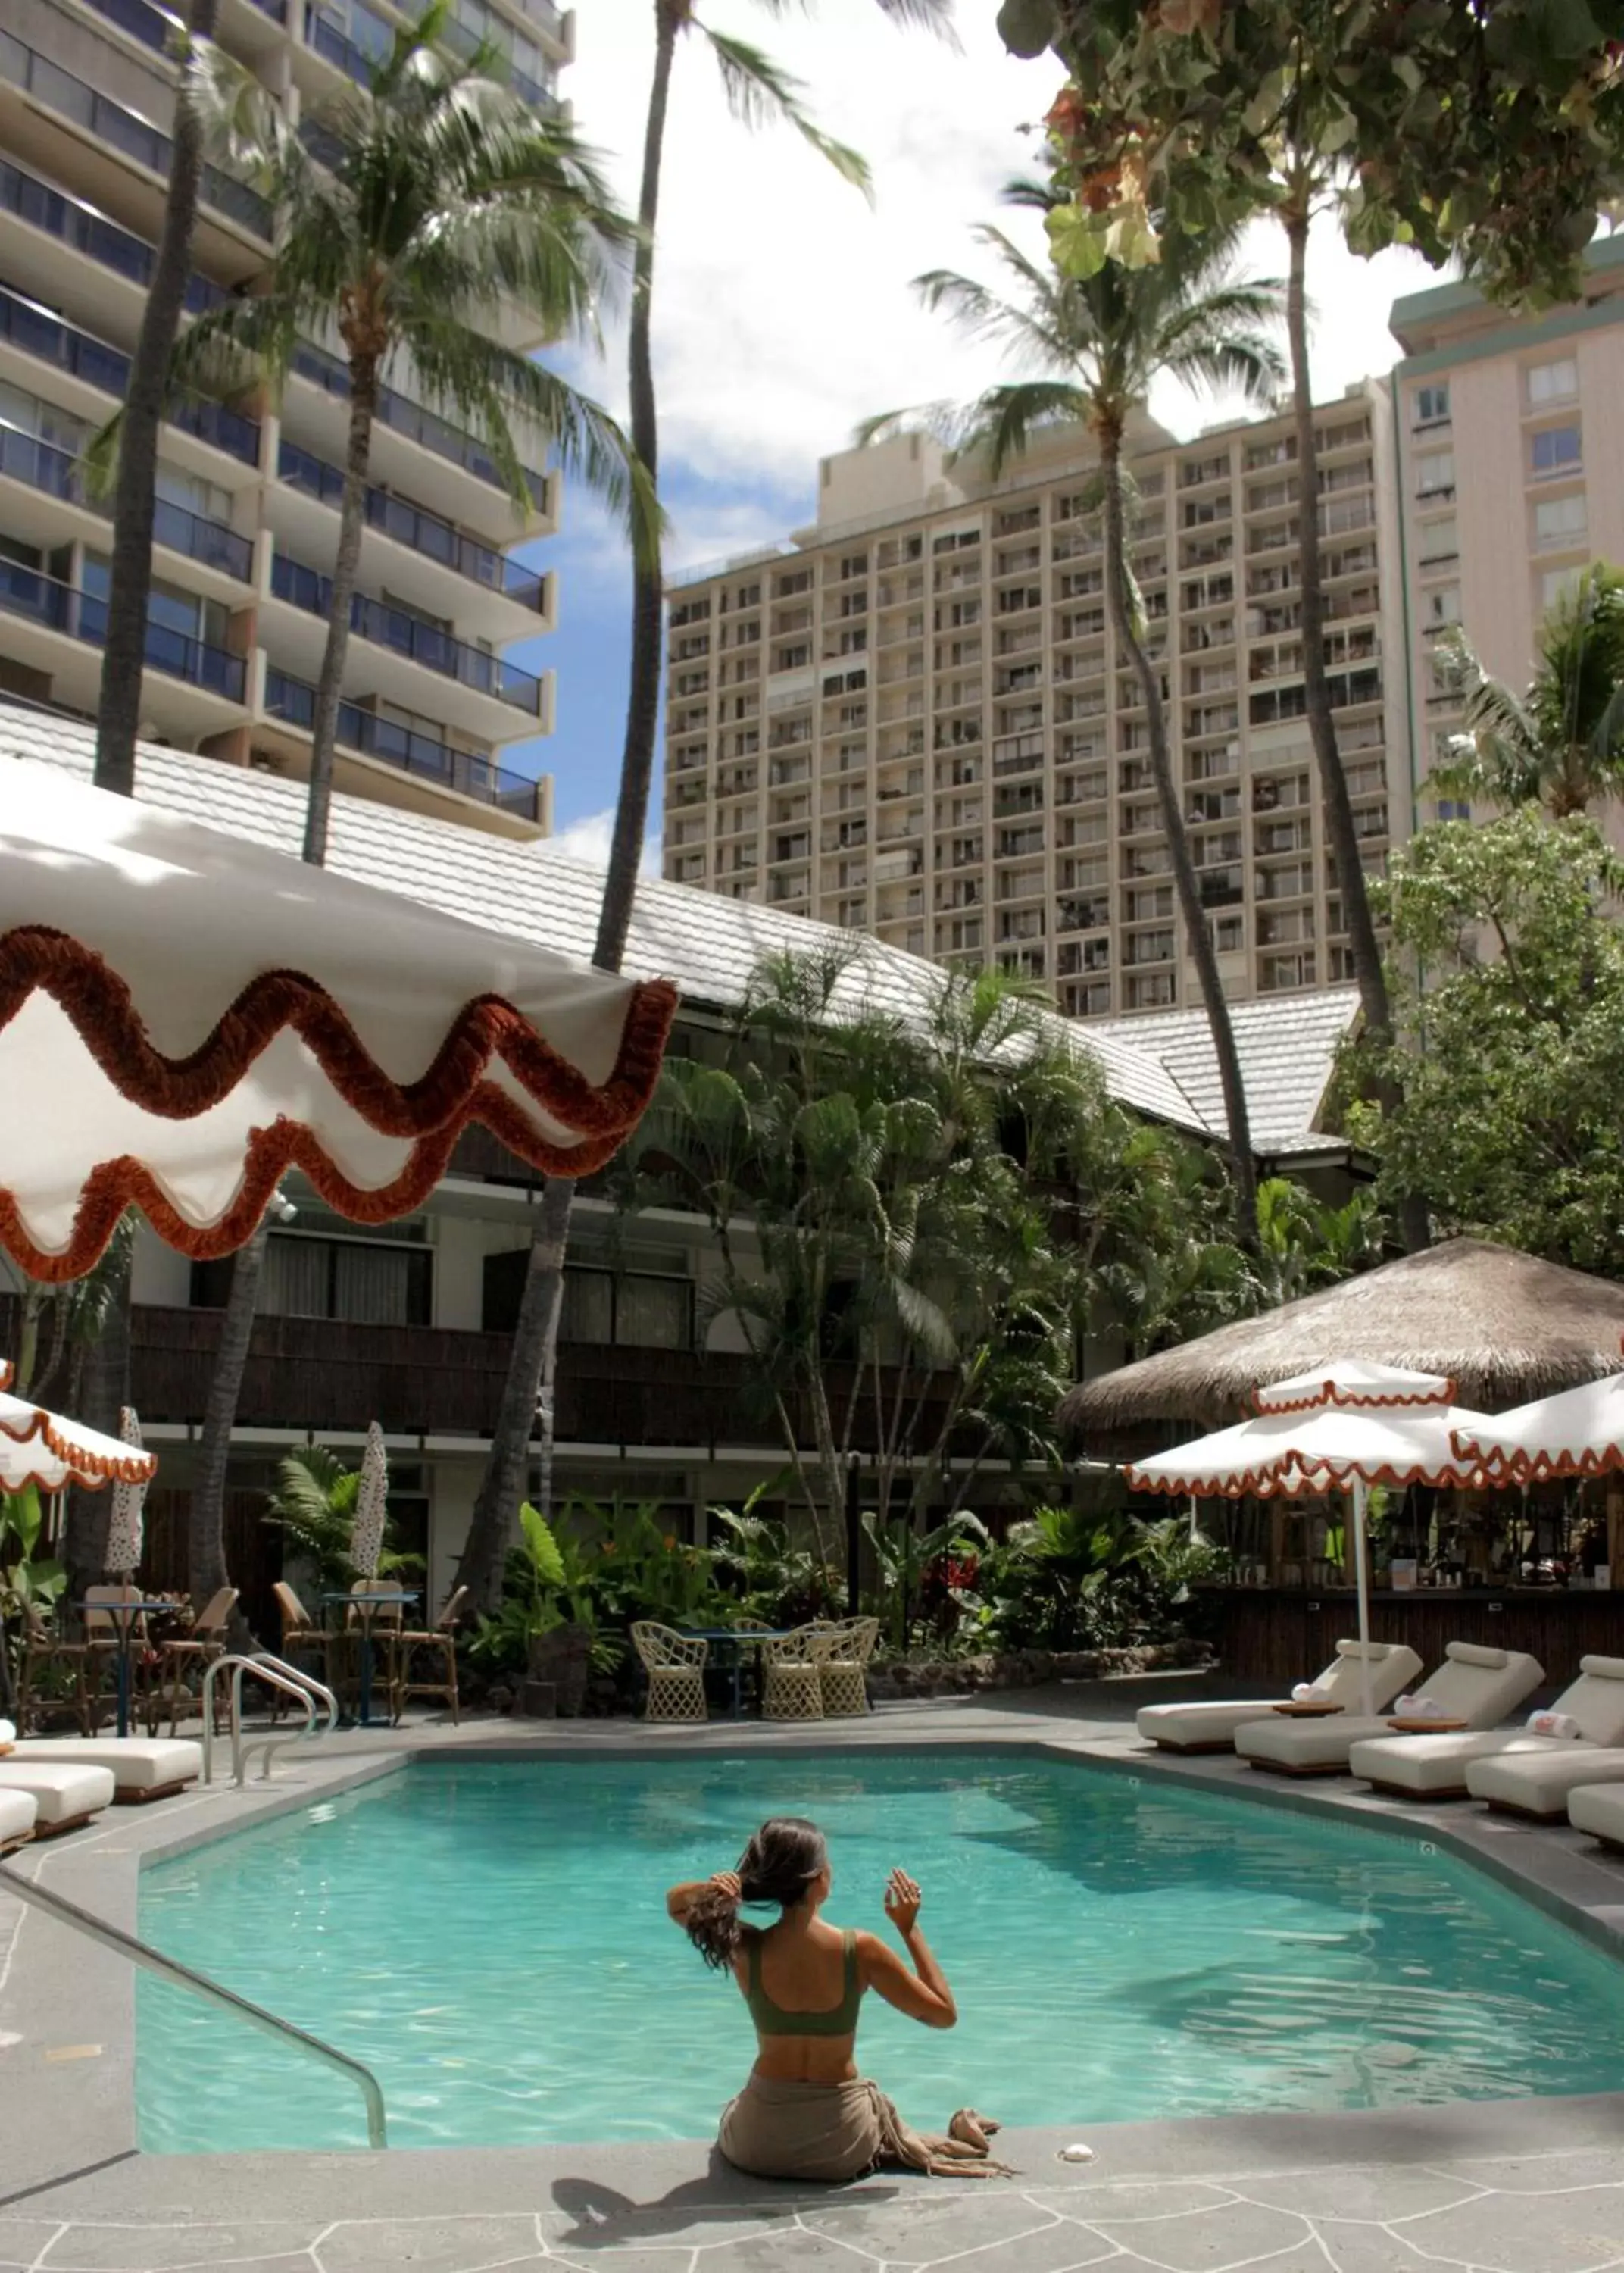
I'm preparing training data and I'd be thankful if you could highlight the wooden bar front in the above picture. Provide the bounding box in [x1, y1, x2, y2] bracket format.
[1200, 1587, 1624, 1690]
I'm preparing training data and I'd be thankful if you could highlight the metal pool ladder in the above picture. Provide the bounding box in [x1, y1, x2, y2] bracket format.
[0, 1866, 388, 2146]
[201, 1651, 339, 1787]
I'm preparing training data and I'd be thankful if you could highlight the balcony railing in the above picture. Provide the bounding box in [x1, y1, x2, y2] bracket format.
[264, 667, 544, 819]
[0, 159, 226, 317]
[0, 286, 260, 467]
[276, 440, 548, 608]
[303, 2, 393, 86]
[270, 554, 542, 712]
[289, 341, 549, 510]
[0, 424, 253, 579]
[0, 33, 271, 239]
[0, 560, 246, 699]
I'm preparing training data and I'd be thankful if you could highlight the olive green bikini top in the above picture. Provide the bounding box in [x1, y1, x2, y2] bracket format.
[745, 1928, 861, 2036]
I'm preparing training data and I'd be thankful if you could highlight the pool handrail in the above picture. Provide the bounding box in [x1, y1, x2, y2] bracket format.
[201, 1652, 337, 1788]
[0, 1862, 388, 2146]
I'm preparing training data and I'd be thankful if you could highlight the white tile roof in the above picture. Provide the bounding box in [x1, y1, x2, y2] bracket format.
[1090, 988, 1362, 1154]
[2, 703, 1351, 1154]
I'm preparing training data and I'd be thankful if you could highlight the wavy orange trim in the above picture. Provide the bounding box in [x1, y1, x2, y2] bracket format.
[1126, 1457, 1488, 1500]
[0, 1408, 155, 1482]
[1452, 1435, 1624, 1486]
[0, 1362, 11, 1391]
[1250, 1378, 1459, 1417]
[1, 927, 677, 1142]
[0, 1464, 113, 1496]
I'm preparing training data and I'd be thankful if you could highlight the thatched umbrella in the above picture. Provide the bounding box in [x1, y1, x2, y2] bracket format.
[1062, 1239, 1624, 1444]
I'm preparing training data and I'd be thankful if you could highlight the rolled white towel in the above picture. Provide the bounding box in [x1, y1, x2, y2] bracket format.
[1394, 1694, 1448, 1719]
[1526, 1710, 1580, 1740]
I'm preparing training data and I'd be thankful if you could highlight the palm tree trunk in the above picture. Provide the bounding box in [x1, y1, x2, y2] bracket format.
[1100, 427, 1259, 1247]
[302, 359, 376, 866]
[95, 0, 219, 796]
[1283, 201, 1427, 1252]
[186, 1223, 265, 1614]
[457, 1174, 573, 1612]
[458, 2, 680, 1612]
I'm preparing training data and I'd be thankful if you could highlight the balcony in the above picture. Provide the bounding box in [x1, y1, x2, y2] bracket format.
[276, 441, 548, 609]
[0, 286, 261, 468]
[0, 558, 246, 698]
[289, 342, 550, 511]
[264, 668, 544, 821]
[0, 32, 271, 239]
[270, 552, 543, 714]
[0, 158, 226, 318]
[0, 424, 253, 580]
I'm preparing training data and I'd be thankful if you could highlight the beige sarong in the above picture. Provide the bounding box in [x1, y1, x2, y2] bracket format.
[718, 2073, 1011, 2181]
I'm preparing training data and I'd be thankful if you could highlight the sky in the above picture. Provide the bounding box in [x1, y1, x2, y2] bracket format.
[500, 0, 1447, 865]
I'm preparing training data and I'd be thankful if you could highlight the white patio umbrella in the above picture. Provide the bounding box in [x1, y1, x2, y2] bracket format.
[351, 1422, 388, 1580]
[0, 761, 677, 1280]
[0, 1377, 157, 1492]
[1126, 1361, 1496, 1715]
[1453, 1372, 1624, 1483]
[103, 1409, 149, 1578]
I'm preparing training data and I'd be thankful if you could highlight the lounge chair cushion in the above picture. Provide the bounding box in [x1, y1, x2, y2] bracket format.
[1466, 1746, 1624, 1816]
[0, 1760, 115, 1825]
[1238, 1712, 1407, 1770]
[1351, 1652, 1624, 1793]
[1136, 1641, 1423, 1752]
[0, 1787, 36, 1846]
[1242, 1643, 1544, 1771]
[1569, 1783, 1624, 1846]
[6, 1738, 201, 1793]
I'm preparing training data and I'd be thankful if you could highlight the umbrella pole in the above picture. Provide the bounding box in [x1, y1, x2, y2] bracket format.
[1351, 1477, 1373, 1718]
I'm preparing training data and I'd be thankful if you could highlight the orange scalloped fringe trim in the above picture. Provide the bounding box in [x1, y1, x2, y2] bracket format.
[1250, 1378, 1459, 1417]
[0, 1465, 114, 1497]
[0, 1408, 155, 1482]
[1126, 1457, 1487, 1500]
[0, 929, 679, 1280]
[0, 1362, 11, 1391]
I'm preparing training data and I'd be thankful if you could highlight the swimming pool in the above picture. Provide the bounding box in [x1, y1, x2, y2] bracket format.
[136, 1751, 1624, 2151]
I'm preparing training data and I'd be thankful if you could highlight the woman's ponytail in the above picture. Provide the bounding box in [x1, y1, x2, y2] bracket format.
[684, 1817, 828, 1972]
[684, 1881, 744, 1971]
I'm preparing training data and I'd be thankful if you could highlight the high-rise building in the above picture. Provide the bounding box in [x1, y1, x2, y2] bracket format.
[663, 383, 1410, 1018]
[1390, 239, 1624, 825]
[0, 0, 573, 838]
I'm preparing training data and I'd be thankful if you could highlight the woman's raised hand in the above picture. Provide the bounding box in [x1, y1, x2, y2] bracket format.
[709, 1870, 743, 1900]
[884, 1868, 922, 1934]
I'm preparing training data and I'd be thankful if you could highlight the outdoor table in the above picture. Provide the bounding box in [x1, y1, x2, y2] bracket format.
[76, 1599, 172, 1738]
[320, 1590, 418, 1727]
[681, 1628, 794, 1721]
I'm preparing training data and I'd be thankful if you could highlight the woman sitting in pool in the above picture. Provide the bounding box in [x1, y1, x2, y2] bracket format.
[667, 1815, 1008, 2181]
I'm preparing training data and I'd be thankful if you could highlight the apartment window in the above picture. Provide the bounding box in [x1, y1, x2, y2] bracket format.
[1526, 356, 1578, 406]
[1126, 972, 1176, 1009]
[1425, 585, 1462, 630]
[1530, 424, 1582, 478]
[196, 1227, 429, 1326]
[1417, 515, 1458, 567]
[1534, 492, 1588, 552]
[1542, 565, 1584, 610]
[1413, 383, 1450, 427]
[1436, 798, 1472, 821]
[1212, 915, 1245, 955]
[1415, 449, 1454, 500]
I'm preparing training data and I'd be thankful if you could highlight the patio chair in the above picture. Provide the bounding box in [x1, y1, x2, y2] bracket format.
[150, 1587, 239, 1737]
[1135, 1639, 1424, 1756]
[1236, 1642, 1544, 1777]
[348, 1582, 408, 1724]
[0, 1787, 36, 1854]
[395, 1587, 469, 1724]
[761, 1624, 830, 1722]
[268, 1581, 337, 1721]
[818, 1618, 879, 1719]
[83, 1583, 154, 1734]
[632, 1622, 709, 1723]
[17, 1610, 97, 1737]
[1351, 1652, 1624, 1801]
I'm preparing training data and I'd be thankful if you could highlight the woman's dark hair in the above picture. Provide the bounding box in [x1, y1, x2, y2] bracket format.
[685, 1817, 829, 1972]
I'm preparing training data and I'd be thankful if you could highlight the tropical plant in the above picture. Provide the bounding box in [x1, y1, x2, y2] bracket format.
[458, 0, 953, 1617]
[1432, 564, 1624, 821]
[467, 1502, 619, 1681]
[263, 1443, 423, 1596]
[862, 193, 1285, 1245]
[862, 1508, 991, 1652]
[707, 1482, 842, 1628]
[0, 1485, 67, 1715]
[1254, 1176, 1384, 1310]
[988, 1502, 1221, 1652]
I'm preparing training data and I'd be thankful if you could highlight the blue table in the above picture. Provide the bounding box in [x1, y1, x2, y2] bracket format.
[320, 1591, 418, 1726]
[679, 1628, 793, 1720]
[77, 1599, 172, 1738]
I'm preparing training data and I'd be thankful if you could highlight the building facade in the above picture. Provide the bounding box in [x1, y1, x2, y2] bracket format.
[1389, 239, 1624, 823]
[662, 386, 1410, 1020]
[0, 0, 571, 838]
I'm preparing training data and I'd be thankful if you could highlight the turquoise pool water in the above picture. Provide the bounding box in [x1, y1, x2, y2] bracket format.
[136, 1752, 1624, 2151]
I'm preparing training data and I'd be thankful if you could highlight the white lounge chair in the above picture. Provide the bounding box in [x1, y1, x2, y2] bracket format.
[0, 1759, 115, 1837]
[1350, 1652, 1624, 1799]
[1135, 1639, 1423, 1755]
[1467, 1727, 1624, 1818]
[0, 1787, 36, 1852]
[5, 1737, 202, 1803]
[1237, 1642, 1544, 1777]
[1568, 1783, 1624, 1851]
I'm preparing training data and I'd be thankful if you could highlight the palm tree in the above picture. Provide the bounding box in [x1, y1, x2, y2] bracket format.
[457, 0, 954, 1614]
[161, 11, 651, 1614]
[864, 198, 1285, 1246]
[1431, 564, 1624, 819]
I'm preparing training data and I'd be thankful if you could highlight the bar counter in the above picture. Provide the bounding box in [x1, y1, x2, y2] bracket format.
[1199, 1584, 1624, 1690]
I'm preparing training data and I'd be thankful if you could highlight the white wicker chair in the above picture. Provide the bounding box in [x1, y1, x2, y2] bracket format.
[818, 1618, 879, 1718]
[632, 1623, 709, 1723]
[761, 1624, 829, 1721]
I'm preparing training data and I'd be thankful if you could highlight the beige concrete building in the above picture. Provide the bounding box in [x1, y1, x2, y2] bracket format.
[1389, 239, 1624, 824]
[663, 386, 1410, 1019]
[0, 0, 570, 837]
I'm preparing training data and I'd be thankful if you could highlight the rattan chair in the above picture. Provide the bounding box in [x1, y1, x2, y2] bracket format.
[268, 1580, 336, 1721]
[395, 1586, 468, 1724]
[817, 1617, 879, 1718]
[632, 1622, 709, 1722]
[760, 1624, 829, 1722]
[83, 1582, 152, 1734]
[151, 1587, 238, 1736]
[17, 1610, 96, 1735]
[348, 1583, 408, 1724]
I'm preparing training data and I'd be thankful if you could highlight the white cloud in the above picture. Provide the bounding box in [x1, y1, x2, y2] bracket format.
[548, 805, 663, 877]
[566, 0, 1447, 514]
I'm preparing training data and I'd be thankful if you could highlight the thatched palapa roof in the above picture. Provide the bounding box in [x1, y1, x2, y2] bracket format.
[1062, 1240, 1624, 1440]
